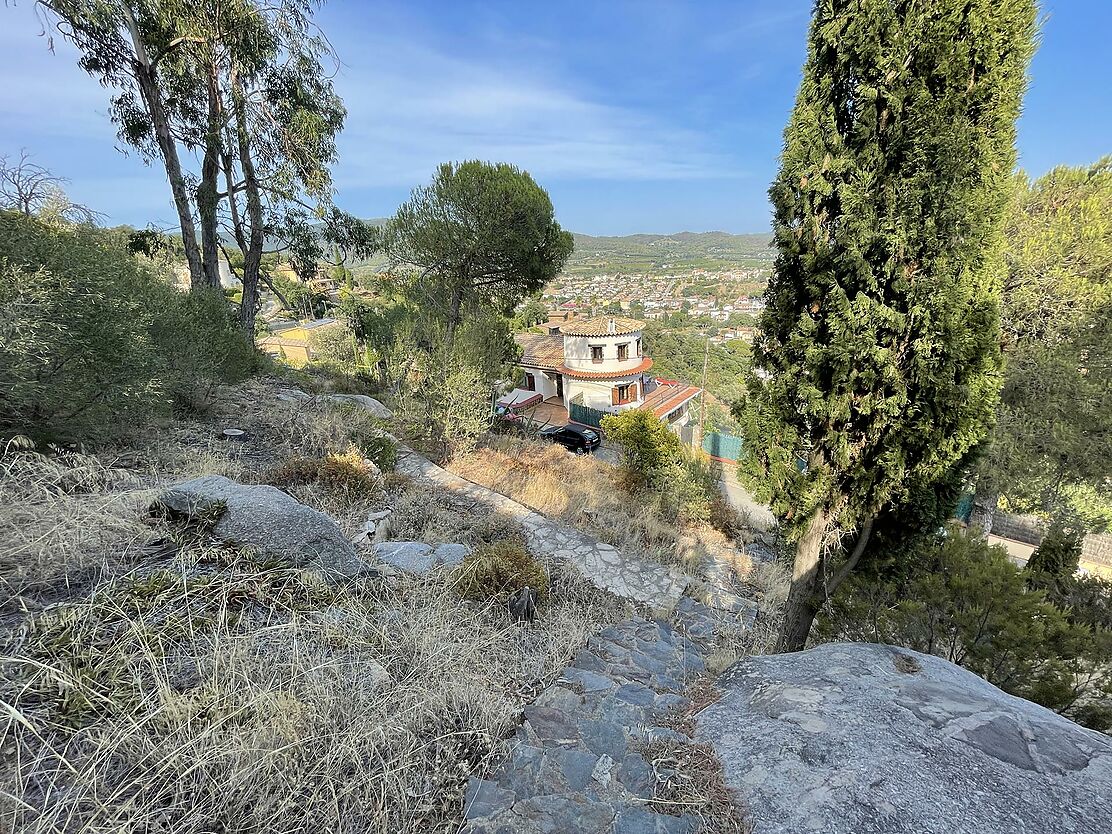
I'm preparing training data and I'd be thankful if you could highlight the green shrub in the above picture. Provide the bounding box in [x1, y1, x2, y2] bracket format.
[600, 408, 684, 487]
[820, 529, 1112, 731]
[0, 211, 255, 442]
[453, 541, 549, 604]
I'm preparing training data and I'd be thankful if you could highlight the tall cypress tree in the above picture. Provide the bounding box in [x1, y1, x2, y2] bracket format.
[754, 0, 1038, 651]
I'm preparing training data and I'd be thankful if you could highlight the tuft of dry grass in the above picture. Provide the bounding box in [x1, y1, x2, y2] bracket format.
[637, 736, 749, 833]
[448, 436, 681, 564]
[386, 480, 528, 547]
[453, 540, 550, 603]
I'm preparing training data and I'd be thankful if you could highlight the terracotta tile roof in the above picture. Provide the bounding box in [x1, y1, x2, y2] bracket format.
[556, 357, 654, 380]
[515, 333, 565, 370]
[560, 316, 645, 337]
[639, 382, 702, 418]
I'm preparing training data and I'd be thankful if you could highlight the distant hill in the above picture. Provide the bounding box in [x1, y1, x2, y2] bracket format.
[565, 230, 774, 276]
[340, 222, 773, 277]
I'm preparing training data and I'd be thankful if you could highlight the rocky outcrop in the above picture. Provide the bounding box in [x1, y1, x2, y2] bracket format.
[276, 388, 393, 419]
[155, 475, 369, 578]
[696, 642, 1112, 834]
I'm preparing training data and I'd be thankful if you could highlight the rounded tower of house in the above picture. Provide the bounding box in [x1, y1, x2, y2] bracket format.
[557, 316, 651, 410]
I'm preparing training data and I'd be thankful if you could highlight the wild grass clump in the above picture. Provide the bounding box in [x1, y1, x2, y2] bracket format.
[6, 550, 334, 726]
[263, 450, 380, 498]
[454, 540, 549, 604]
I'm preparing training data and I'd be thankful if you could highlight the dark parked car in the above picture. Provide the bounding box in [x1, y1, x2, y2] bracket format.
[538, 424, 601, 454]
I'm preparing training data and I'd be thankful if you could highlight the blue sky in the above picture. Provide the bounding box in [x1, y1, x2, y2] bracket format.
[1, 1, 1109, 235]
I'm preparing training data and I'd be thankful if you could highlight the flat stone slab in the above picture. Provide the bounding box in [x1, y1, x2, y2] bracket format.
[396, 447, 689, 611]
[370, 541, 471, 575]
[696, 642, 1112, 834]
[155, 474, 368, 578]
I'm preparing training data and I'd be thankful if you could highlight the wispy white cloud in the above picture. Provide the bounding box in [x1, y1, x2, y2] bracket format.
[332, 32, 742, 189]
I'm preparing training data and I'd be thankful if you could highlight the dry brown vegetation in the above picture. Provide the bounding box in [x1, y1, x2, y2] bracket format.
[448, 435, 786, 599]
[1, 379, 633, 834]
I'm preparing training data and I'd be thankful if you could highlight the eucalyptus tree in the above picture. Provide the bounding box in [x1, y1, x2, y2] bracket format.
[36, 0, 351, 332]
[751, 0, 1037, 651]
[37, 0, 210, 287]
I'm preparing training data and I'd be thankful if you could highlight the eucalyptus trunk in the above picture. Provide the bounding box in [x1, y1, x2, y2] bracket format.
[196, 58, 223, 290]
[120, 3, 204, 291]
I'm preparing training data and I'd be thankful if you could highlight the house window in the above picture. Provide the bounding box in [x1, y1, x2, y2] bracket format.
[524, 372, 535, 391]
[636, 338, 642, 357]
[590, 345, 604, 363]
[617, 343, 629, 361]
[612, 382, 638, 405]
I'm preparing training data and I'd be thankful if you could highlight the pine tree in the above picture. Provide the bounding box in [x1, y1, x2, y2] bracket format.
[754, 0, 1038, 651]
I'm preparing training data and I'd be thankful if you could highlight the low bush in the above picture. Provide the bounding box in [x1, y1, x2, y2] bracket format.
[263, 451, 380, 498]
[820, 529, 1112, 731]
[453, 540, 549, 604]
[601, 409, 723, 528]
[0, 211, 255, 443]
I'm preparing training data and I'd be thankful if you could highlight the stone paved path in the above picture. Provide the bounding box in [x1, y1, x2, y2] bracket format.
[395, 446, 690, 611]
[463, 597, 744, 833]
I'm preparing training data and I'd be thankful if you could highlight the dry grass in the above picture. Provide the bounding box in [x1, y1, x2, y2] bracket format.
[2, 542, 626, 833]
[1, 379, 635, 834]
[638, 737, 749, 833]
[449, 436, 685, 566]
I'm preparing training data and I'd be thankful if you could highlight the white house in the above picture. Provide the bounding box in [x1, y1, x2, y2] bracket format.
[512, 316, 701, 427]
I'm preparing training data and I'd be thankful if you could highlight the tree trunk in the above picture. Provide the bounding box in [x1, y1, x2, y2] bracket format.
[970, 490, 999, 537]
[777, 508, 830, 653]
[230, 72, 263, 335]
[444, 288, 464, 351]
[120, 4, 204, 290]
[196, 57, 223, 290]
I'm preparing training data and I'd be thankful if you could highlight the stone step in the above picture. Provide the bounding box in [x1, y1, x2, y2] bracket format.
[463, 599, 744, 833]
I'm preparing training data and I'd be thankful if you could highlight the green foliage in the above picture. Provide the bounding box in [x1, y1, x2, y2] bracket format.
[274, 275, 329, 320]
[821, 530, 1112, 731]
[979, 159, 1112, 524]
[0, 211, 254, 442]
[600, 409, 720, 526]
[383, 161, 573, 346]
[453, 540, 549, 604]
[1026, 520, 1084, 584]
[601, 409, 684, 487]
[641, 322, 750, 405]
[753, 0, 1036, 648]
[512, 298, 549, 331]
[307, 321, 360, 370]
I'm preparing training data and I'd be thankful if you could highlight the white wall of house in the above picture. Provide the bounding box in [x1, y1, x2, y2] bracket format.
[522, 365, 560, 400]
[566, 375, 644, 411]
[563, 332, 644, 374]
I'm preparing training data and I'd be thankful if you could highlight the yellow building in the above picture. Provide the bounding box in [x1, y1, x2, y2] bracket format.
[257, 317, 342, 367]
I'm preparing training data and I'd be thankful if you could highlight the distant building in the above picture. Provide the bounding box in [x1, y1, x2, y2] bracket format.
[257, 317, 342, 366]
[514, 316, 701, 427]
